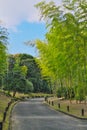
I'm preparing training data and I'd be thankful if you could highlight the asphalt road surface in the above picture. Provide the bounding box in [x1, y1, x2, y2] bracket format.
[11, 98, 87, 130]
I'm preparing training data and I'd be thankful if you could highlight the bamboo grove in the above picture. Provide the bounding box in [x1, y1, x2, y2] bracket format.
[35, 0, 87, 100]
[0, 26, 8, 87]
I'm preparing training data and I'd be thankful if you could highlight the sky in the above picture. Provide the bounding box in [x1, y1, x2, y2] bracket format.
[0, 0, 61, 56]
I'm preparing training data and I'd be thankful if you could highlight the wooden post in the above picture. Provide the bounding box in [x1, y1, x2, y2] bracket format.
[45, 97, 47, 101]
[0, 122, 3, 130]
[52, 101, 54, 106]
[82, 109, 84, 116]
[58, 103, 60, 108]
[67, 106, 69, 112]
[3, 111, 6, 122]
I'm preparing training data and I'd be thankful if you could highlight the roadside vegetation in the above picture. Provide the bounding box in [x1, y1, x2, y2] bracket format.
[35, 0, 87, 103]
[0, 91, 11, 122]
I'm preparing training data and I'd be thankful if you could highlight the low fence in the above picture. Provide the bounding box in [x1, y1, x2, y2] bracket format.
[0, 101, 13, 130]
[46, 97, 86, 118]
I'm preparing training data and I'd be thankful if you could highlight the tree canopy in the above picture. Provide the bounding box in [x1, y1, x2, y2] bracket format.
[3, 53, 52, 95]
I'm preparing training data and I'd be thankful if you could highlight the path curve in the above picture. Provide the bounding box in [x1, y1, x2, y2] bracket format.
[11, 98, 87, 130]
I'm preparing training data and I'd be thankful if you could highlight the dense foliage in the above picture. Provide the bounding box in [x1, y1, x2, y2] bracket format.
[35, 0, 87, 101]
[3, 53, 52, 95]
[0, 26, 8, 88]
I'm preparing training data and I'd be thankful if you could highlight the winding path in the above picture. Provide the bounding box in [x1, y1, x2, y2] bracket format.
[11, 98, 87, 130]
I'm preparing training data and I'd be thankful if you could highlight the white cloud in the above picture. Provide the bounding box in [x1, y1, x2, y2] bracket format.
[0, 0, 61, 29]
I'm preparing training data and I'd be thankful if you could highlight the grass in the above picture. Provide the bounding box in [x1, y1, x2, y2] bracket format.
[3, 101, 17, 130]
[10, 92, 53, 98]
[28, 93, 53, 98]
[0, 90, 19, 130]
[47, 97, 87, 118]
[0, 92, 11, 122]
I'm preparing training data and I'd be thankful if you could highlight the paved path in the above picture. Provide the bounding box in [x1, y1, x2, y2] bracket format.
[11, 98, 87, 130]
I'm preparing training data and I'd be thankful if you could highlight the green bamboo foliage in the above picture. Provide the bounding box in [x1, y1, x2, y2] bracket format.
[0, 26, 8, 76]
[35, 0, 87, 99]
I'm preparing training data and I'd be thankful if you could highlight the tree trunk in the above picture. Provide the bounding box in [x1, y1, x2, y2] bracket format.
[13, 91, 16, 97]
